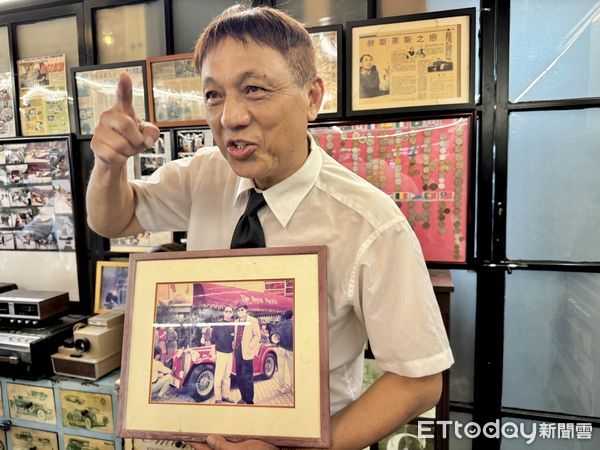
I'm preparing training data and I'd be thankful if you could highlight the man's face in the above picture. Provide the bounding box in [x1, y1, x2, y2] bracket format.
[236, 307, 247, 320]
[223, 307, 233, 321]
[361, 56, 373, 70]
[201, 37, 323, 190]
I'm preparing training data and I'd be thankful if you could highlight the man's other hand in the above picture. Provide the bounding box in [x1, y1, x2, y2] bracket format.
[90, 72, 159, 168]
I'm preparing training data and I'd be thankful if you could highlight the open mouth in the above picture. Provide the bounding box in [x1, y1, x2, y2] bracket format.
[226, 140, 257, 160]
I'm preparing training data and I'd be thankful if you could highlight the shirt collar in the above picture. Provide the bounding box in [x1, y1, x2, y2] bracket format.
[234, 133, 322, 227]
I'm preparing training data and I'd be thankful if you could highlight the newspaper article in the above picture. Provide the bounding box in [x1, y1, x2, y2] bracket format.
[151, 58, 204, 122]
[76, 65, 146, 135]
[18, 55, 70, 135]
[0, 71, 16, 137]
[352, 15, 470, 111]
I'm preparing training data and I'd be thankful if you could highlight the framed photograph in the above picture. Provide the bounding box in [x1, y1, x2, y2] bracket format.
[119, 247, 329, 448]
[307, 25, 342, 119]
[310, 113, 474, 263]
[147, 53, 205, 127]
[95, 261, 129, 313]
[72, 61, 148, 138]
[17, 55, 70, 135]
[175, 128, 214, 159]
[347, 8, 475, 116]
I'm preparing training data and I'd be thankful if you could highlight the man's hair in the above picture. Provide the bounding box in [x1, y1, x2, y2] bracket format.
[360, 54, 373, 63]
[193, 4, 316, 87]
[236, 303, 249, 310]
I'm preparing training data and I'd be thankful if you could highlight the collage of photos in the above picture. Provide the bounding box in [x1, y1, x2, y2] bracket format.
[176, 128, 214, 159]
[0, 140, 75, 251]
[0, 71, 16, 138]
[150, 280, 295, 409]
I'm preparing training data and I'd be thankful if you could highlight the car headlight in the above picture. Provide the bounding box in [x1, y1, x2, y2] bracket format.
[271, 334, 280, 344]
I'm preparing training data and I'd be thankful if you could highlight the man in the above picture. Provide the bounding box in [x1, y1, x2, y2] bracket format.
[232, 304, 261, 405]
[211, 306, 236, 404]
[151, 346, 174, 400]
[87, 5, 452, 449]
[271, 309, 294, 394]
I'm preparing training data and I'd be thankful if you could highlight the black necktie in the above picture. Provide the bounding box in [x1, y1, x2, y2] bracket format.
[230, 189, 267, 248]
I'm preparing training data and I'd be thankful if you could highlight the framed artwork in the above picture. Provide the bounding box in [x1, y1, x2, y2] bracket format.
[347, 8, 475, 116]
[72, 61, 148, 137]
[175, 127, 214, 158]
[10, 426, 58, 450]
[0, 138, 76, 252]
[17, 55, 70, 135]
[94, 261, 129, 313]
[307, 25, 342, 119]
[146, 53, 205, 127]
[311, 114, 473, 263]
[118, 247, 329, 448]
[0, 71, 17, 138]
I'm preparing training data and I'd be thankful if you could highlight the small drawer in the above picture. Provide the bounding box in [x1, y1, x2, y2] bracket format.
[64, 434, 116, 450]
[60, 389, 114, 433]
[10, 426, 59, 450]
[0, 430, 6, 450]
[7, 383, 56, 424]
[0, 385, 4, 417]
[125, 438, 194, 449]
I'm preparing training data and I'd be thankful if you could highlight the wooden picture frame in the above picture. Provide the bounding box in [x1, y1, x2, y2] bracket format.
[71, 61, 148, 138]
[307, 25, 343, 119]
[146, 53, 206, 127]
[94, 261, 129, 314]
[118, 247, 329, 448]
[347, 8, 475, 116]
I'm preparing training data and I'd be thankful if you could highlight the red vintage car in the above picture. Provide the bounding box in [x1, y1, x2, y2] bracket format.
[168, 343, 278, 402]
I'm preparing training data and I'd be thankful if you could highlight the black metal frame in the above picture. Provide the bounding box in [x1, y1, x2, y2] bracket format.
[306, 24, 344, 121]
[345, 8, 476, 118]
[70, 60, 149, 139]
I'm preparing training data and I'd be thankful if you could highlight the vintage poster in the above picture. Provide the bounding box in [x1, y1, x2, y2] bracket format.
[310, 29, 339, 115]
[18, 55, 70, 135]
[0, 71, 16, 137]
[7, 383, 56, 424]
[312, 116, 471, 262]
[60, 389, 114, 433]
[10, 426, 58, 450]
[351, 14, 471, 112]
[75, 65, 146, 135]
[0, 139, 75, 252]
[150, 56, 204, 124]
[64, 435, 115, 450]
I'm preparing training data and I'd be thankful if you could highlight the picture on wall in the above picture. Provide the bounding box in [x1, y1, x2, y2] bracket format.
[18, 55, 70, 135]
[119, 247, 329, 448]
[0, 71, 16, 138]
[311, 115, 472, 263]
[308, 25, 342, 118]
[348, 9, 474, 115]
[175, 128, 214, 159]
[147, 53, 205, 127]
[0, 138, 75, 252]
[73, 62, 147, 136]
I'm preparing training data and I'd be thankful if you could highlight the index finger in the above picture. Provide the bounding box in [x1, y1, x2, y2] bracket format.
[115, 72, 136, 118]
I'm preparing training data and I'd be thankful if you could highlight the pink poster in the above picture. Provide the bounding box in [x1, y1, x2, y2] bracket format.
[311, 116, 470, 262]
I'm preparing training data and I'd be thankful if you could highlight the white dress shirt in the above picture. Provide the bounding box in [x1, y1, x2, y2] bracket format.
[132, 134, 454, 414]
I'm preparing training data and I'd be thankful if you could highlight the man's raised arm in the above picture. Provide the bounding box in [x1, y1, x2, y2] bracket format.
[86, 73, 160, 238]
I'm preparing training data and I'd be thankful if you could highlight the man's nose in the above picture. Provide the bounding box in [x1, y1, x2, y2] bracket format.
[220, 96, 251, 129]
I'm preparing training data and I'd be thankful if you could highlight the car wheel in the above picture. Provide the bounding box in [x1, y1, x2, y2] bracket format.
[37, 409, 46, 420]
[188, 364, 214, 402]
[262, 353, 277, 380]
[84, 416, 92, 429]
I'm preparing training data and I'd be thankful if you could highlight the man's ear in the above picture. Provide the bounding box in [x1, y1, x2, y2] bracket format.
[306, 75, 325, 122]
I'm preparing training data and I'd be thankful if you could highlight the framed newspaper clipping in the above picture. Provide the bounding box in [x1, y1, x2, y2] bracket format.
[17, 55, 70, 135]
[147, 53, 205, 127]
[307, 25, 342, 119]
[118, 247, 329, 448]
[347, 9, 475, 116]
[72, 61, 148, 138]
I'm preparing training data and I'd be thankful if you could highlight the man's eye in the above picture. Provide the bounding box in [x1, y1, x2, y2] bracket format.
[205, 91, 219, 101]
[245, 86, 263, 94]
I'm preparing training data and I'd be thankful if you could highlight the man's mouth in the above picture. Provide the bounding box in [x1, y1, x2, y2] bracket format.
[226, 140, 257, 160]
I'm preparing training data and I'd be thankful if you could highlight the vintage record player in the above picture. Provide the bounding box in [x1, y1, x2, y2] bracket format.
[0, 287, 86, 379]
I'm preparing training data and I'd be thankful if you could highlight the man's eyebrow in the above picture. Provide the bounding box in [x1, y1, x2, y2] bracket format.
[203, 70, 271, 87]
